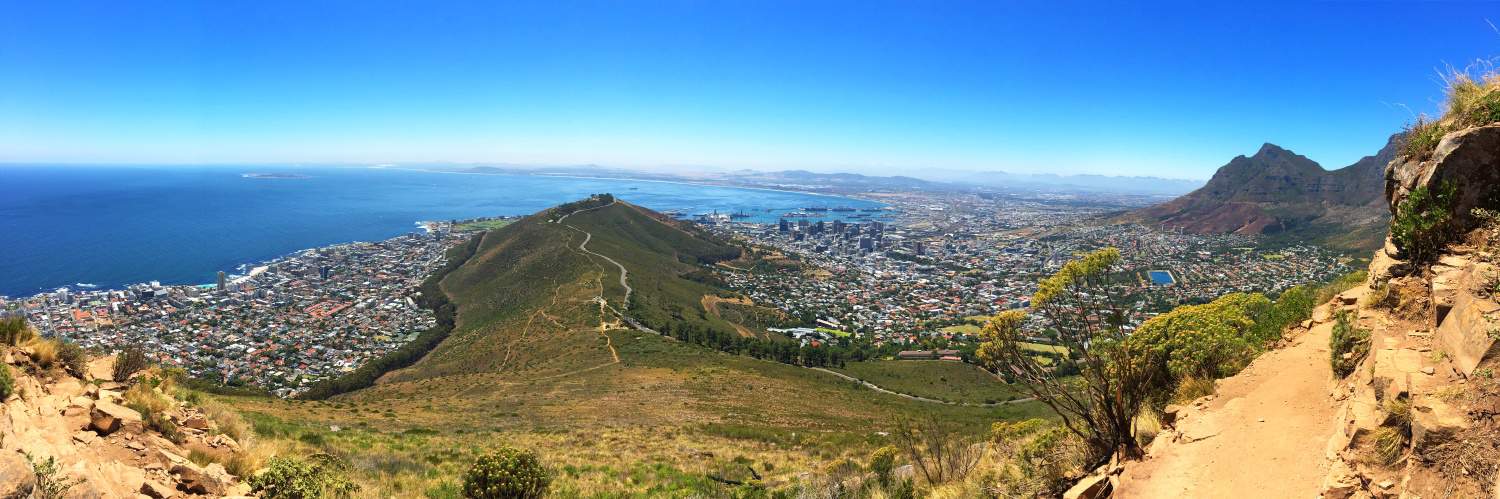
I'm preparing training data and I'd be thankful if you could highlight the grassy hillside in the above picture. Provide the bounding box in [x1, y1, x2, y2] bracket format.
[834, 360, 1022, 404]
[223, 197, 1048, 495]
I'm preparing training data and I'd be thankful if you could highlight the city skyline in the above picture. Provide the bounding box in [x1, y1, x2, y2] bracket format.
[4, 1, 1500, 178]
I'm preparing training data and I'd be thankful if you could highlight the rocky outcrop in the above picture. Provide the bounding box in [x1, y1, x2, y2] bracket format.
[1320, 122, 1500, 498]
[1386, 124, 1500, 231]
[0, 351, 253, 498]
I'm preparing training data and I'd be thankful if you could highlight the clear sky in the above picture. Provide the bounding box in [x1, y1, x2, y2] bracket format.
[3, 1, 1499, 179]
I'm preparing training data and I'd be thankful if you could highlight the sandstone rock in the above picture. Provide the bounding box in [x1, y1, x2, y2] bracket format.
[72, 430, 97, 445]
[140, 480, 176, 499]
[1323, 460, 1362, 499]
[1411, 400, 1468, 453]
[170, 464, 224, 496]
[86, 356, 113, 381]
[0, 452, 35, 498]
[1161, 404, 1184, 427]
[180, 416, 209, 430]
[1064, 474, 1112, 499]
[1387, 125, 1500, 231]
[1433, 290, 1500, 375]
[1431, 270, 1461, 326]
[90, 400, 142, 436]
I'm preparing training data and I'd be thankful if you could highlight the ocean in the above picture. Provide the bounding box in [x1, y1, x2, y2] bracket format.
[0, 165, 884, 298]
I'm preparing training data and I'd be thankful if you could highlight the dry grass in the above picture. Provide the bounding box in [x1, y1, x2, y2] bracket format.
[1403, 65, 1500, 161]
[25, 339, 58, 370]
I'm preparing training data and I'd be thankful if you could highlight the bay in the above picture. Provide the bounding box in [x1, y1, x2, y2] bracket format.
[0, 165, 883, 298]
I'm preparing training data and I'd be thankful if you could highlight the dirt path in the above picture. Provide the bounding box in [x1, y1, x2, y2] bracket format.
[809, 367, 1033, 408]
[1115, 317, 1343, 498]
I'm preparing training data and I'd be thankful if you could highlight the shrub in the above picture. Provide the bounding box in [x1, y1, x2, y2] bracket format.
[1330, 310, 1371, 377]
[248, 454, 358, 499]
[112, 346, 150, 382]
[978, 248, 1158, 461]
[1391, 181, 1458, 264]
[25, 452, 83, 499]
[893, 416, 982, 485]
[0, 365, 13, 400]
[990, 420, 1088, 497]
[1402, 118, 1450, 161]
[462, 447, 551, 499]
[56, 341, 88, 378]
[0, 317, 34, 346]
[868, 445, 901, 485]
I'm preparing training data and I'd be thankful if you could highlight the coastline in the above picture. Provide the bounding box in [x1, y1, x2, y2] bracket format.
[0, 167, 888, 299]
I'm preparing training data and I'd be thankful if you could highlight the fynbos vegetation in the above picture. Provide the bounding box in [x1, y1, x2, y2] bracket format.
[978, 248, 1157, 461]
[1391, 181, 1458, 264]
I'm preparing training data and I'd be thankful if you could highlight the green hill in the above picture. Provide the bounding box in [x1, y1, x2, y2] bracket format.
[226, 195, 1044, 495]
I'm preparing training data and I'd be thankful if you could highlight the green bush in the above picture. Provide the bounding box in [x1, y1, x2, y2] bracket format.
[24, 452, 83, 499]
[56, 341, 88, 379]
[112, 346, 150, 382]
[868, 445, 900, 485]
[1391, 181, 1458, 264]
[0, 364, 13, 400]
[248, 454, 358, 499]
[462, 448, 551, 499]
[0, 316, 34, 346]
[1329, 310, 1370, 377]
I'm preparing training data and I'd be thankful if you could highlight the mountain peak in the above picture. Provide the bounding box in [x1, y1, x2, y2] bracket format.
[1255, 143, 1292, 157]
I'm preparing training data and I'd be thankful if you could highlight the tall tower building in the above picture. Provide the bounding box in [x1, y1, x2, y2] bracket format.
[216, 271, 227, 292]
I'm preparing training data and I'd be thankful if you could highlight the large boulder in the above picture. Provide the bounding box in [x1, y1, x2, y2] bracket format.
[89, 400, 142, 435]
[1433, 290, 1500, 375]
[171, 463, 224, 495]
[1386, 124, 1500, 231]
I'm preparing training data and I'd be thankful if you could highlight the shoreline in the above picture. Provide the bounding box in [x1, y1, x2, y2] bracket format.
[1, 168, 888, 299]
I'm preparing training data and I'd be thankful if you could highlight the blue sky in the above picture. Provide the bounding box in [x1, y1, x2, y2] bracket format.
[2, 1, 1498, 179]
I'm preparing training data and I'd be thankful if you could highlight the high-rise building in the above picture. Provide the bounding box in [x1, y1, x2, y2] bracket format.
[319, 265, 332, 280]
[216, 271, 227, 292]
[778, 218, 791, 233]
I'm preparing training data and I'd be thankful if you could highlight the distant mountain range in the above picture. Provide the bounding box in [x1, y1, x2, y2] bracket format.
[1128, 135, 1401, 252]
[447, 165, 1200, 198]
[913, 170, 1204, 196]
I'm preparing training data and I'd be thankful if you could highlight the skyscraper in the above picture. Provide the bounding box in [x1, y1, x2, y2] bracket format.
[216, 271, 227, 292]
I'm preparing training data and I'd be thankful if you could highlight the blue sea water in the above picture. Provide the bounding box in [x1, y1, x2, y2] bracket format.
[0, 165, 884, 298]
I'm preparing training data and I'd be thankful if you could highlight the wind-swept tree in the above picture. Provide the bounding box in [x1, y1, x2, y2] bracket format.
[977, 248, 1157, 462]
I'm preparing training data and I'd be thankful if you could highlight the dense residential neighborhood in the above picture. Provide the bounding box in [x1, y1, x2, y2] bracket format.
[4, 230, 466, 396]
[705, 190, 1348, 344]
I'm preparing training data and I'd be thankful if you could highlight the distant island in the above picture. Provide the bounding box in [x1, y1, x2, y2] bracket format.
[242, 172, 310, 179]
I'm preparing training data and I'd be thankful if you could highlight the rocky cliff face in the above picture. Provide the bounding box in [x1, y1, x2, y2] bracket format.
[1386, 124, 1500, 231]
[1131, 136, 1399, 251]
[0, 351, 251, 498]
[1318, 124, 1500, 498]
